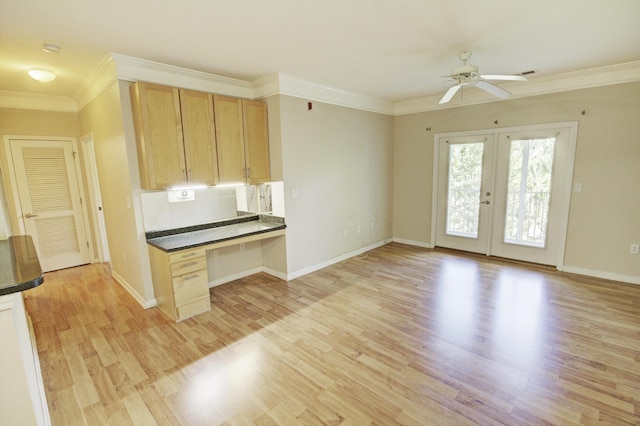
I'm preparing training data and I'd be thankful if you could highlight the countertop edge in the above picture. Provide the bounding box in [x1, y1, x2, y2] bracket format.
[147, 224, 287, 253]
[0, 235, 45, 296]
[0, 274, 45, 296]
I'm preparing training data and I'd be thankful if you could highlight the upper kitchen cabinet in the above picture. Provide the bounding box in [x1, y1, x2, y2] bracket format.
[243, 99, 271, 184]
[214, 95, 270, 184]
[179, 89, 218, 186]
[130, 82, 218, 189]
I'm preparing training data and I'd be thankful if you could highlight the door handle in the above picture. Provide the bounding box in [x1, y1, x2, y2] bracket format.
[480, 201, 490, 204]
[25, 213, 38, 218]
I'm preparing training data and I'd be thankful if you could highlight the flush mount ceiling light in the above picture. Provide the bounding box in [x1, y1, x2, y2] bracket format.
[28, 68, 56, 83]
[42, 43, 61, 54]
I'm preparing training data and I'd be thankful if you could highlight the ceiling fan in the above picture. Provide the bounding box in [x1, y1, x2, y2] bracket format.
[439, 50, 527, 104]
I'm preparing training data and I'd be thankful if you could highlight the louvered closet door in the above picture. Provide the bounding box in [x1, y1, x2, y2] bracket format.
[10, 139, 90, 272]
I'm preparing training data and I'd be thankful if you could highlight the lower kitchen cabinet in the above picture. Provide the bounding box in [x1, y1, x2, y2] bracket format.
[148, 246, 211, 321]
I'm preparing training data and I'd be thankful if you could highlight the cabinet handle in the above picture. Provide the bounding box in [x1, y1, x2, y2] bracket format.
[181, 261, 198, 267]
[180, 252, 198, 258]
[183, 274, 200, 280]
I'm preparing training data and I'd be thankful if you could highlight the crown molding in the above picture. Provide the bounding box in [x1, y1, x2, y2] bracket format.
[111, 53, 253, 99]
[253, 73, 394, 115]
[0, 90, 78, 112]
[4, 56, 638, 117]
[394, 61, 640, 116]
[74, 53, 118, 111]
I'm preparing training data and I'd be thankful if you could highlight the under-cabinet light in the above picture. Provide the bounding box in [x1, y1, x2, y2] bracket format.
[169, 184, 207, 191]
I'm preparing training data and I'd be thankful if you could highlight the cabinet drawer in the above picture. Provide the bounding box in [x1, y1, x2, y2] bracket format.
[173, 270, 209, 306]
[169, 248, 206, 263]
[170, 256, 206, 277]
[176, 296, 211, 320]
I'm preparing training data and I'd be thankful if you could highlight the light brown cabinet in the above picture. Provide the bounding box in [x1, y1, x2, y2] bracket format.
[148, 246, 210, 321]
[131, 82, 218, 189]
[214, 95, 271, 184]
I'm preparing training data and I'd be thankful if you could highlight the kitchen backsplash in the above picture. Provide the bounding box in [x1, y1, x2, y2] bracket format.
[140, 186, 237, 231]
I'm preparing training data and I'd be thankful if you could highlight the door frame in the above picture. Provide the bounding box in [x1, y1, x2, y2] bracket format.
[431, 121, 578, 269]
[2, 135, 95, 260]
[81, 133, 110, 263]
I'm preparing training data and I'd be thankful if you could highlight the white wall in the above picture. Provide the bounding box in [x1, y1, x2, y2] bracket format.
[277, 95, 394, 275]
[78, 81, 156, 305]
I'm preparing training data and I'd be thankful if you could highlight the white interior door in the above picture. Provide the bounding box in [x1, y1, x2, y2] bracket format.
[10, 138, 91, 272]
[435, 124, 576, 267]
[81, 134, 110, 263]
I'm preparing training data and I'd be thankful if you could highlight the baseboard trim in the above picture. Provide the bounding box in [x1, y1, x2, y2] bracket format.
[560, 266, 640, 285]
[286, 239, 392, 281]
[392, 238, 434, 249]
[262, 267, 288, 281]
[111, 270, 157, 308]
[208, 267, 264, 288]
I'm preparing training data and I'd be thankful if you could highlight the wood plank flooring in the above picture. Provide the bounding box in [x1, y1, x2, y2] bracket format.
[24, 243, 640, 425]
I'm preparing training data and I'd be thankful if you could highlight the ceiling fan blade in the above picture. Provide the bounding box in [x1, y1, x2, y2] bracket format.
[475, 81, 511, 99]
[481, 74, 527, 81]
[439, 84, 462, 104]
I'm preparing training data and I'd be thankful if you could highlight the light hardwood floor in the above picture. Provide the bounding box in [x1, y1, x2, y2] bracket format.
[24, 243, 640, 425]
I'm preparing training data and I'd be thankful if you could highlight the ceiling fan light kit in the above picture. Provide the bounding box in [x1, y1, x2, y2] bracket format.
[439, 50, 527, 104]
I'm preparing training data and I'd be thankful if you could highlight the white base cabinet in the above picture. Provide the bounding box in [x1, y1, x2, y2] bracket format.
[0, 292, 50, 426]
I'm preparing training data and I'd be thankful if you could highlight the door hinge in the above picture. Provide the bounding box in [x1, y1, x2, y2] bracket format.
[80, 197, 83, 205]
[86, 241, 90, 248]
[73, 151, 77, 159]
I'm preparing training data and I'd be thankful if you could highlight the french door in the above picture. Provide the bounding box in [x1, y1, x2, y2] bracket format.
[435, 124, 576, 266]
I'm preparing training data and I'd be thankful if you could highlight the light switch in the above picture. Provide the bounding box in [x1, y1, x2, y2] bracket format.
[573, 182, 582, 193]
[291, 188, 300, 199]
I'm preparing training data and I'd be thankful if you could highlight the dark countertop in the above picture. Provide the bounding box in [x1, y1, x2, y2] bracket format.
[146, 214, 286, 253]
[0, 235, 44, 296]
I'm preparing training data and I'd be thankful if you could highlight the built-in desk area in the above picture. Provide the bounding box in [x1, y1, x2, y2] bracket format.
[145, 214, 285, 321]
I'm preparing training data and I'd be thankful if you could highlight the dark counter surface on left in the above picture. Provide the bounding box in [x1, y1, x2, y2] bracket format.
[0, 235, 44, 296]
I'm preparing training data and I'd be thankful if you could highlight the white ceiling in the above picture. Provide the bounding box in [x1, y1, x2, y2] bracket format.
[1, 0, 639, 105]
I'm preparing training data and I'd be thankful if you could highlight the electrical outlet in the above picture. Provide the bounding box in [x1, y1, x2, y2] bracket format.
[357, 226, 361, 233]
[240, 243, 245, 252]
[631, 244, 639, 255]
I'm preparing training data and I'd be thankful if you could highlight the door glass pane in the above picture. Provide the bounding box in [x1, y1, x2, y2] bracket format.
[446, 142, 484, 238]
[504, 138, 555, 247]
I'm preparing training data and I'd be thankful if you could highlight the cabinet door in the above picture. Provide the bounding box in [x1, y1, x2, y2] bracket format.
[131, 83, 186, 189]
[213, 95, 246, 184]
[243, 100, 271, 184]
[179, 90, 218, 186]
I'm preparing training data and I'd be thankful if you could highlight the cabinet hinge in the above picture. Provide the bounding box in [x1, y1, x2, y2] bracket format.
[86, 241, 90, 248]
